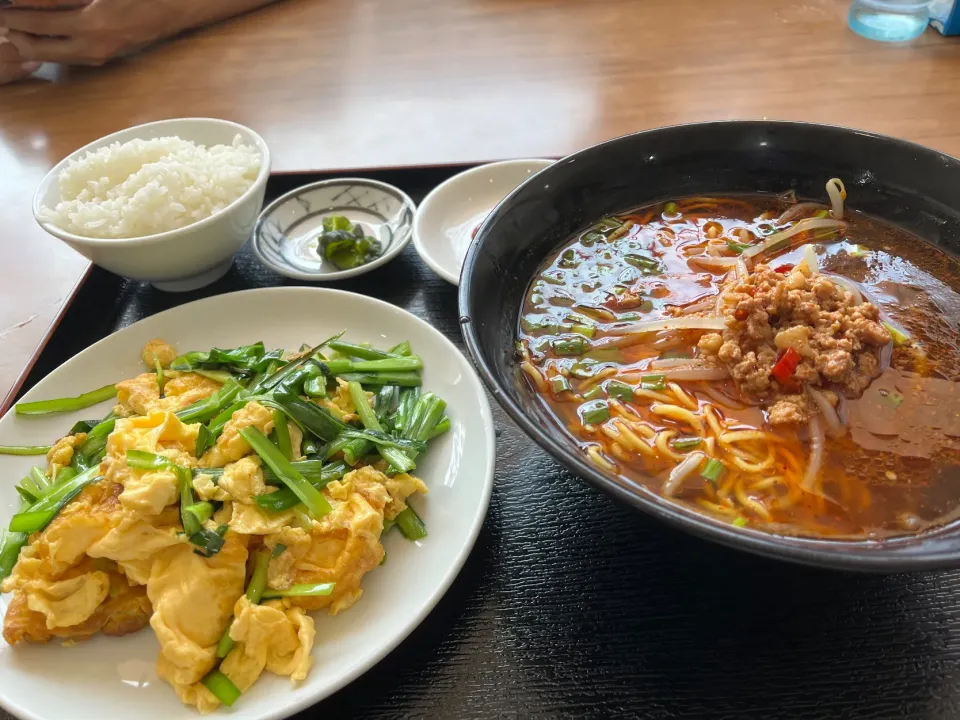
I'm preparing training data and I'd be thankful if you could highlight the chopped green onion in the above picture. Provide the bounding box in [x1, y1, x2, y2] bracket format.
[520, 315, 561, 335]
[882, 322, 911, 347]
[15, 384, 117, 416]
[578, 399, 609, 425]
[732, 516, 748, 527]
[348, 381, 416, 473]
[78, 417, 117, 457]
[701, 458, 726, 484]
[245, 333, 343, 396]
[8, 510, 56, 534]
[179, 469, 202, 538]
[15, 486, 38, 505]
[571, 324, 596, 338]
[337, 428, 426, 456]
[402, 392, 447, 452]
[640, 374, 667, 391]
[272, 409, 293, 460]
[671, 436, 702, 451]
[338, 371, 423, 387]
[273, 393, 349, 442]
[303, 376, 327, 398]
[195, 425, 214, 459]
[881, 391, 904, 409]
[582, 385, 604, 401]
[427, 417, 451, 440]
[551, 336, 589, 356]
[559, 248, 579, 269]
[7, 465, 100, 536]
[605, 380, 634, 401]
[725, 239, 751, 254]
[192, 369, 236, 384]
[69, 419, 99, 434]
[256, 460, 350, 512]
[126, 449, 173, 470]
[322, 356, 423, 374]
[176, 379, 243, 424]
[569, 359, 598, 378]
[52, 466, 76, 485]
[0, 445, 51, 456]
[201, 670, 242, 708]
[0, 529, 28, 582]
[550, 376, 571, 394]
[239, 427, 332, 520]
[624, 254, 663, 274]
[814, 209, 830, 218]
[183, 501, 214, 527]
[394, 506, 427, 540]
[28, 467, 49, 491]
[848, 244, 868, 258]
[216, 548, 271, 658]
[388, 340, 412, 356]
[261, 582, 336, 599]
[190, 527, 228, 558]
[327, 341, 397, 361]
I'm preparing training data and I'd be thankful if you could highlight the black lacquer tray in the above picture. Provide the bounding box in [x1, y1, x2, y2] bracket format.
[7, 167, 960, 720]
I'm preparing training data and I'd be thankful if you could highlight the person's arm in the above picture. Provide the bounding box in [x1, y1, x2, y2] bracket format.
[0, 0, 281, 68]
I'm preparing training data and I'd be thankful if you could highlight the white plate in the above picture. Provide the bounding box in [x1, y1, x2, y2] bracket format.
[412, 159, 553, 285]
[0, 287, 495, 720]
[252, 180, 416, 281]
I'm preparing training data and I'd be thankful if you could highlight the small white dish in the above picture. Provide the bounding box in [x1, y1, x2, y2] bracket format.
[33, 118, 272, 293]
[252, 179, 416, 281]
[0, 286, 495, 720]
[413, 159, 553, 285]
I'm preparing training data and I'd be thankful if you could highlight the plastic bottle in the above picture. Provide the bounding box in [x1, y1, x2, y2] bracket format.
[849, 0, 931, 41]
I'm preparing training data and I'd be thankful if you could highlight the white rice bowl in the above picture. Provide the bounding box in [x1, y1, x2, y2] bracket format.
[39, 135, 262, 239]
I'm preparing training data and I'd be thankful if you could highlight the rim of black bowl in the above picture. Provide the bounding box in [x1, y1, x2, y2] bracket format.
[458, 119, 960, 572]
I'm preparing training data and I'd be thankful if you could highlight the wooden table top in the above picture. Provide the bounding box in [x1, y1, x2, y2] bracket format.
[2, 0, 960, 410]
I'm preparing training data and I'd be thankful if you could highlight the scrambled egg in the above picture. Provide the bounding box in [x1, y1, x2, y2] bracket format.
[151, 533, 248, 689]
[262, 466, 425, 615]
[142, 339, 177, 368]
[2, 339, 433, 714]
[199, 402, 274, 468]
[115, 371, 222, 417]
[3, 556, 150, 645]
[1, 481, 153, 644]
[174, 597, 316, 713]
[315, 378, 372, 423]
[46, 432, 87, 474]
[103, 411, 198, 517]
[217, 456, 266, 503]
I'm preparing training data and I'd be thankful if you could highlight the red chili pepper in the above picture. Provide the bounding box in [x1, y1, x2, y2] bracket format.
[774, 263, 794, 274]
[770, 347, 801, 384]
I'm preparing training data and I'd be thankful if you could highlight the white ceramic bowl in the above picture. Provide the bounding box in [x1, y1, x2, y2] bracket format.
[32, 118, 272, 292]
[252, 179, 416, 281]
[413, 158, 553, 285]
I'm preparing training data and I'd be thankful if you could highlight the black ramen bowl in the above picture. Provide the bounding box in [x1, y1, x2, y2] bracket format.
[459, 120, 960, 572]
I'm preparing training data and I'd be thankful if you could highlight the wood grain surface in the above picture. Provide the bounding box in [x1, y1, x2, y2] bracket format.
[3, 0, 960, 411]
[6, 170, 960, 720]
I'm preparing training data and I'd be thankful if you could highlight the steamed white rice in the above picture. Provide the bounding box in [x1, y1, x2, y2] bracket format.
[39, 134, 261, 239]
